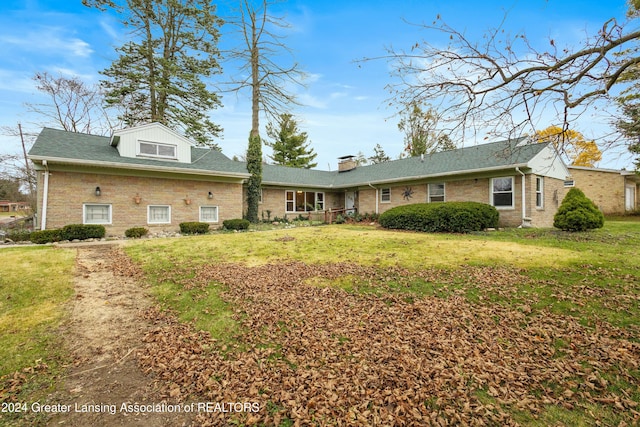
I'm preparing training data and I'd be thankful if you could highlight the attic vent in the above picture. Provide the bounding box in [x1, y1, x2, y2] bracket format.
[338, 155, 357, 173]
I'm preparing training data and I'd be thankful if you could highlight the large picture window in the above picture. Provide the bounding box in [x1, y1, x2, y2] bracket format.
[428, 183, 445, 202]
[491, 177, 514, 208]
[285, 191, 325, 212]
[83, 204, 111, 224]
[147, 205, 171, 224]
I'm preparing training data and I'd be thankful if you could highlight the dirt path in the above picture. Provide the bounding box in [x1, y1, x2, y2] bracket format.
[47, 244, 193, 427]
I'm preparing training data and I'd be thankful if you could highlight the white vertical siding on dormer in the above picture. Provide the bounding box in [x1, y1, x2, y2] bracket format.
[529, 144, 570, 180]
[112, 123, 193, 163]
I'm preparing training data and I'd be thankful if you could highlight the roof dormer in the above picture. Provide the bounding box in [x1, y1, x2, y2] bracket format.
[110, 122, 194, 163]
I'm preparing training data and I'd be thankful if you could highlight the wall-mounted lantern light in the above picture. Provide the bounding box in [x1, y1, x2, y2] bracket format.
[184, 195, 192, 205]
[208, 191, 213, 199]
[134, 194, 141, 204]
[95, 186, 101, 196]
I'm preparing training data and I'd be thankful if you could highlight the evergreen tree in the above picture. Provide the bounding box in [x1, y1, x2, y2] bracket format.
[265, 113, 317, 168]
[554, 188, 604, 231]
[369, 143, 391, 164]
[84, 0, 223, 147]
[246, 134, 262, 223]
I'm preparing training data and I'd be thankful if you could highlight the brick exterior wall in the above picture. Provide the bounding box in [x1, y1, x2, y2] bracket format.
[569, 168, 627, 214]
[37, 170, 243, 235]
[526, 175, 566, 228]
[355, 176, 564, 228]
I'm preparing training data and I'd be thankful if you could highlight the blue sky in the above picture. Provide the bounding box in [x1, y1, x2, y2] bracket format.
[0, 0, 633, 170]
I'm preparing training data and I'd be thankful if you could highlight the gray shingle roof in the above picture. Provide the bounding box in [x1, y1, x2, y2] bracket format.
[29, 128, 550, 188]
[29, 128, 249, 177]
[263, 137, 549, 188]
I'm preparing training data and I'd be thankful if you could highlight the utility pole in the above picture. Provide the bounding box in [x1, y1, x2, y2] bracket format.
[18, 123, 34, 196]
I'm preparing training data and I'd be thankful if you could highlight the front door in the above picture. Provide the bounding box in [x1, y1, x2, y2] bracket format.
[345, 191, 356, 212]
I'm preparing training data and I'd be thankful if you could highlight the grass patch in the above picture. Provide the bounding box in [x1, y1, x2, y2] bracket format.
[0, 247, 75, 377]
[0, 246, 75, 427]
[151, 279, 239, 344]
[126, 225, 581, 269]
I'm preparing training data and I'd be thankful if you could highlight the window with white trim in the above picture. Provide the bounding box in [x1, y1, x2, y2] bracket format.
[428, 183, 445, 202]
[147, 205, 171, 224]
[381, 188, 391, 203]
[199, 206, 219, 223]
[491, 177, 514, 208]
[285, 190, 325, 212]
[138, 140, 177, 159]
[564, 180, 575, 187]
[536, 177, 544, 209]
[83, 204, 111, 224]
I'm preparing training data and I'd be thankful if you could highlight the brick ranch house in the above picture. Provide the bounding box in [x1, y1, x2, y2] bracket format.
[27, 123, 638, 236]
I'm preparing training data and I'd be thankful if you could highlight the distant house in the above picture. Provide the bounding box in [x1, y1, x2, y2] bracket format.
[0, 200, 29, 213]
[29, 123, 622, 235]
[567, 166, 639, 214]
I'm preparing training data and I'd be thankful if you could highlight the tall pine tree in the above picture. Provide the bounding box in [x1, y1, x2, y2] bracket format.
[83, 0, 223, 147]
[265, 113, 317, 168]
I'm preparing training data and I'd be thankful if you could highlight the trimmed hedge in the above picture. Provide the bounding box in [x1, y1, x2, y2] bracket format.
[379, 202, 499, 233]
[554, 188, 604, 231]
[60, 224, 106, 240]
[30, 229, 62, 244]
[179, 222, 210, 235]
[125, 227, 149, 238]
[223, 218, 250, 231]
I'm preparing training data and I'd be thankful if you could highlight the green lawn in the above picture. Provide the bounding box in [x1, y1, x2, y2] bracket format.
[1, 220, 637, 426]
[0, 246, 75, 416]
[126, 220, 640, 426]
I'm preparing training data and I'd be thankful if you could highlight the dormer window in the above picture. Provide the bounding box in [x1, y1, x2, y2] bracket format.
[137, 140, 177, 160]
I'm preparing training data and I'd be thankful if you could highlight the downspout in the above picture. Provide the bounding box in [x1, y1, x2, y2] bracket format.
[515, 167, 528, 227]
[41, 160, 49, 230]
[368, 183, 378, 214]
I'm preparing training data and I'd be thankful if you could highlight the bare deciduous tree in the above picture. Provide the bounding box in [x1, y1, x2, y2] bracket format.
[379, 8, 640, 154]
[27, 72, 115, 135]
[221, 0, 305, 222]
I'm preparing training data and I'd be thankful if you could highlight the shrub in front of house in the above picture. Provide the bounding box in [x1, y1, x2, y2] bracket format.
[30, 229, 62, 244]
[554, 188, 604, 232]
[125, 227, 149, 238]
[179, 222, 210, 235]
[5, 229, 32, 242]
[379, 202, 499, 233]
[60, 224, 106, 240]
[223, 218, 250, 231]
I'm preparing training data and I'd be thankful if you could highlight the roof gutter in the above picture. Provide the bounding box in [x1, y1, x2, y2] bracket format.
[515, 166, 530, 228]
[28, 155, 250, 180]
[41, 160, 49, 230]
[359, 163, 531, 188]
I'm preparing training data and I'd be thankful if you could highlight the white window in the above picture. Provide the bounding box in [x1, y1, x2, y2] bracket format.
[285, 190, 325, 212]
[381, 188, 391, 203]
[138, 140, 177, 160]
[536, 177, 544, 209]
[564, 180, 575, 187]
[200, 206, 219, 223]
[147, 205, 171, 224]
[83, 204, 111, 224]
[428, 183, 445, 203]
[491, 177, 514, 208]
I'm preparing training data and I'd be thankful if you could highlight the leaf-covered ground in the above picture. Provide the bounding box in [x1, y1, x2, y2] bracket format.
[125, 257, 639, 426]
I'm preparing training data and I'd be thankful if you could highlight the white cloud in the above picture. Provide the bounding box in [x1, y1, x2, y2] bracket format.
[0, 27, 93, 58]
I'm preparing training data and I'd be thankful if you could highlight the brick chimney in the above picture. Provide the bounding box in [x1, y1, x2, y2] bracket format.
[338, 155, 357, 172]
